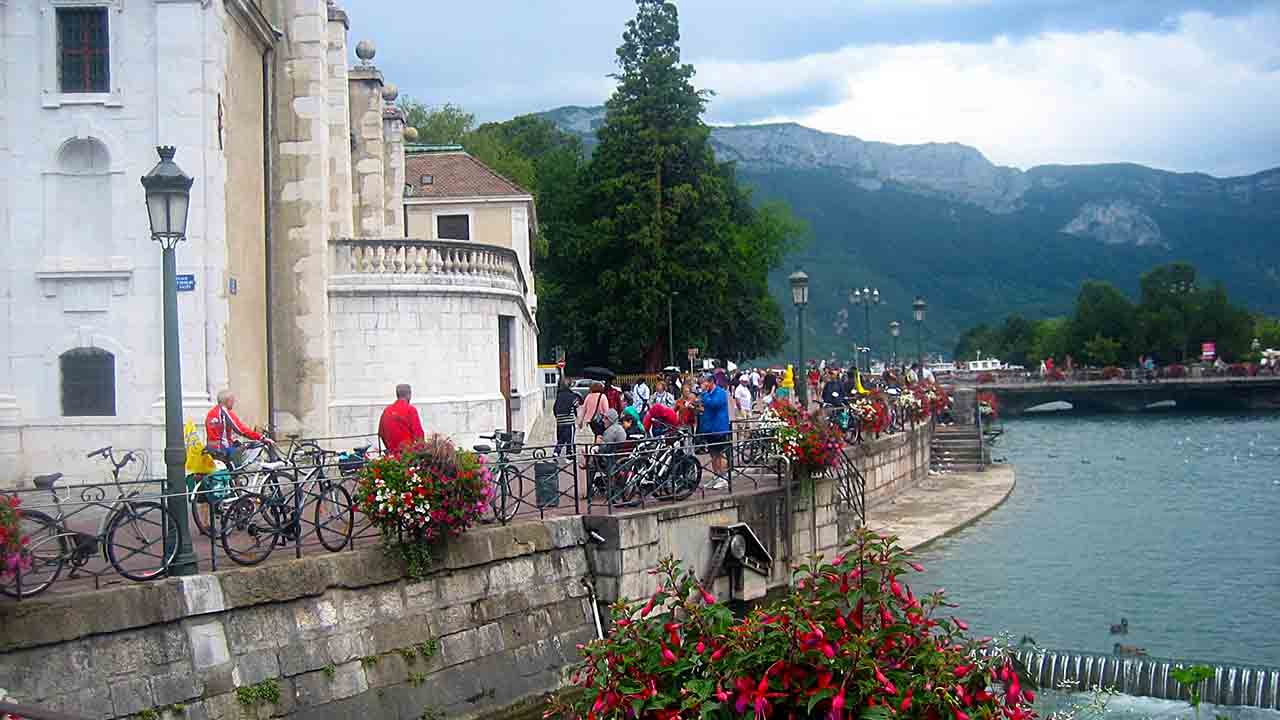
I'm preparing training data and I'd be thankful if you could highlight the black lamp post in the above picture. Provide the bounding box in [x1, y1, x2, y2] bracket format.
[790, 270, 809, 408]
[851, 287, 879, 372]
[889, 320, 901, 367]
[141, 146, 198, 577]
[912, 296, 927, 366]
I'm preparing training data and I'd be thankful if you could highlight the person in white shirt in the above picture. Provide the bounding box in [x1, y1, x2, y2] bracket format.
[733, 376, 753, 417]
[922, 365, 935, 382]
[632, 377, 651, 413]
[749, 368, 762, 399]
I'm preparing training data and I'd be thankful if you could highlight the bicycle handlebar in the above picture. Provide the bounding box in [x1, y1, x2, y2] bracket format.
[87, 446, 111, 459]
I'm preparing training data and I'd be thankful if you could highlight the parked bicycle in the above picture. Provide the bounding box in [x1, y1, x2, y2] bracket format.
[474, 430, 528, 523]
[1, 446, 179, 598]
[589, 425, 702, 506]
[218, 448, 355, 566]
[189, 439, 287, 539]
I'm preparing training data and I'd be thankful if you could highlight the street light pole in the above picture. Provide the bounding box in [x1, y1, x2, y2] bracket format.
[668, 292, 677, 368]
[790, 270, 810, 409]
[913, 296, 928, 367]
[142, 146, 198, 577]
[889, 320, 901, 367]
[851, 287, 879, 373]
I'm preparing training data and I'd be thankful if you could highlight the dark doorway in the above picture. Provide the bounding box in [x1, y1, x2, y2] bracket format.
[498, 315, 515, 431]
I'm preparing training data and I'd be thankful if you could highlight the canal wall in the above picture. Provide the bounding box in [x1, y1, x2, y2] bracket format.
[584, 422, 933, 615]
[0, 425, 934, 719]
[0, 518, 595, 720]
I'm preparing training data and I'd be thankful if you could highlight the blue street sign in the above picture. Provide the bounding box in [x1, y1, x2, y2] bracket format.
[176, 274, 196, 292]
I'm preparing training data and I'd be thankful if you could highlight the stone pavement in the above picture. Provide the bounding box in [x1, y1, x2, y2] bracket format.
[868, 464, 1016, 550]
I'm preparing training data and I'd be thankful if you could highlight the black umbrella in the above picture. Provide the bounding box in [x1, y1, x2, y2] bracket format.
[580, 366, 616, 381]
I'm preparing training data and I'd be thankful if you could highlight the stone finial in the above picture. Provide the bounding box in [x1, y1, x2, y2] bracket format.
[381, 83, 399, 102]
[403, 126, 419, 142]
[355, 40, 376, 64]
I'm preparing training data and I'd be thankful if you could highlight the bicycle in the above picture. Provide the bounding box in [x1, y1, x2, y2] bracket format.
[1, 446, 180, 598]
[474, 430, 528, 523]
[218, 449, 355, 566]
[591, 425, 702, 506]
[189, 439, 287, 539]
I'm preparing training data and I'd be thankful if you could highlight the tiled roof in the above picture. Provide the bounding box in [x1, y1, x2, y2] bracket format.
[404, 150, 529, 199]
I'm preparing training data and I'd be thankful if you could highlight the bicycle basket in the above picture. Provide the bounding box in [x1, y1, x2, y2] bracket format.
[337, 451, 365, 476]
[187, 469, 233, 503]
[497, 430, 525, 453]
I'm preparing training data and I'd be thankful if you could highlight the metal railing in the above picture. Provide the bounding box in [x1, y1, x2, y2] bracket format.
[1, 420, 918, 600]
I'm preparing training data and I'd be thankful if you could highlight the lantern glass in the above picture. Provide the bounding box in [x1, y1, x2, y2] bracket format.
[789, 270, 809, 307]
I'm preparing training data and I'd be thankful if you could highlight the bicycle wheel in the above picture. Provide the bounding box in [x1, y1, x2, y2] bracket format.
[490, 467, 525, 524]
[0, 509, 68, 598]
[313, 482, 354, 552]
[667, 454, 703, 501]
[219, 493, 276, 566]
[105, 501, 179, 582]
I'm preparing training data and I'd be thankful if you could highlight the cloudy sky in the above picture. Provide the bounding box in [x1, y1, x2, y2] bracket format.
[339, 0, 1280, 177]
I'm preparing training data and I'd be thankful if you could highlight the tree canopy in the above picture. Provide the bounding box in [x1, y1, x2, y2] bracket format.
[954, 263, 1263, 366]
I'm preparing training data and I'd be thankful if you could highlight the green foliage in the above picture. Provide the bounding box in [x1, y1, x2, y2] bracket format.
[416, 638, 439, 660]
[397, 646, 419, 664]
[541, 0, 801, 369]
[235, 679, 280, 708]
[1172, 664, 1216, 720]
[360, 655, 379, 669]
[321, 663, 335, 679]
[958, 263, 1260, 365]
[407, 671, 427, 688]
[399, 98, 474, 145]
[420, 709, 446, 720]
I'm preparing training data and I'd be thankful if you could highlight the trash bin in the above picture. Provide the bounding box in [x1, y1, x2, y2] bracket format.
[534, 461, 559, 508]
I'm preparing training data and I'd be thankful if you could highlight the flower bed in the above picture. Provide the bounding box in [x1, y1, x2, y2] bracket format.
[1101, 366, 1124, 380]
[1162, 364, 1187, 379]
[355, 435, 493, 576]
[550, 529, 1035, 720]
[976, 391, 999, 420]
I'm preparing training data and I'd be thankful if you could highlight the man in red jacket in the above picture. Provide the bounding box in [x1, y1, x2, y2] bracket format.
[378, 384, 425, 455]
[205, 389, 265, 465]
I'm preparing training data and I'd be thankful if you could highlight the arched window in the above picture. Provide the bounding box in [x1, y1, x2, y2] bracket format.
[61, 348, 115, 416]
[55, 137, 112, 257]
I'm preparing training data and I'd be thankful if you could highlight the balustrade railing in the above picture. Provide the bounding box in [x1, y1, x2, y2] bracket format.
[331, 238, 527, 295]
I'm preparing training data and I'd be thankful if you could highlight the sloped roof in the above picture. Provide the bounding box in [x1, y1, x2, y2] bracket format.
[404, 150, 530, 199]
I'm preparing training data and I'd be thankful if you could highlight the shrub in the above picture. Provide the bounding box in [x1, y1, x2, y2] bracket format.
[976, 392, 1000, 419]
[550, 529, 1034, 720]
[1045, 369, 1067, 382]
[356, 435, 493, 576]
[1163, 364, 1188, 379]
[1101, 366, 1124, 380]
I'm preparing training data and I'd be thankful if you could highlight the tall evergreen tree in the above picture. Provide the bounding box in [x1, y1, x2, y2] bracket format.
[569, 0, 799, 369]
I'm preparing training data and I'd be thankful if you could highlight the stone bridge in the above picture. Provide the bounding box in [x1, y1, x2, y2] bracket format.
[968, 376, 1280, 415]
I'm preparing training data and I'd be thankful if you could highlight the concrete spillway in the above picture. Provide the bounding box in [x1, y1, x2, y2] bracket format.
[1015, 648, 1280, 710]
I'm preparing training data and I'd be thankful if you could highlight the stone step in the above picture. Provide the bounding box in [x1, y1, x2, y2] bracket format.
[931, 463, 986, 472]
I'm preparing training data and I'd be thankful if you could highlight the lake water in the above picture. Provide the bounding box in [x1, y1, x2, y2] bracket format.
[911, 412, 1280, 668]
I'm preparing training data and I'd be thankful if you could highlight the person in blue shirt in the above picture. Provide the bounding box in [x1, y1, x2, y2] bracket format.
[697, 374, 731, 481]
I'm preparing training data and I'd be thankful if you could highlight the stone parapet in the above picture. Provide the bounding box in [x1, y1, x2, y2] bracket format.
[0, 517, 593, 719]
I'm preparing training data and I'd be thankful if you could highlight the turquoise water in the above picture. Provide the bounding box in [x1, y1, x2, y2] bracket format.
[911, 413, 1280, 668]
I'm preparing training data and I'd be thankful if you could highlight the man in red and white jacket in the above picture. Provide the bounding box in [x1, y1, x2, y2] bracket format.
[205, 389, 264, 464]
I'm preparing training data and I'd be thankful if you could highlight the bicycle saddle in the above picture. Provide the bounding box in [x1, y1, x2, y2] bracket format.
[260, 461, 288, 470]
[473, 444, 493, 453]
[354, 445, 371, 454]
[33, 472, 63, 489]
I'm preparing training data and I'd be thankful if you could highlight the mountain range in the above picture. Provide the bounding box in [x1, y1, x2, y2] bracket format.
[539, 105, 1280, 361]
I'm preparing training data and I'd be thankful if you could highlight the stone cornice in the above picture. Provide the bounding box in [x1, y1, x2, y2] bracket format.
[226, 0, 282, 49]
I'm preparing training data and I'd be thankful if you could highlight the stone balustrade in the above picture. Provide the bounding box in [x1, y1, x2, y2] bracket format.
[332, 238, 526, 295]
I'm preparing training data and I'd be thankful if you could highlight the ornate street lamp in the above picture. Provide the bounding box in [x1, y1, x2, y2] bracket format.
[912, 296, 927, 366]
[141, 146, 198, 577]
[889, 320, 901, 367]
[851, 287, 879, 372]
[790, 270, 809, 408]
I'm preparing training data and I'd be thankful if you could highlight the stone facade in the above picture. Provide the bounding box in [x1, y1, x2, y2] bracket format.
[0, 518, 594, 719]
[0, 0, 543, 485]
[848, 421, 934, 508]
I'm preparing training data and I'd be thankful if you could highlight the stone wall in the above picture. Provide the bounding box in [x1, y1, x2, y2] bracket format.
[850, 422, 934, 509]
[0, 518, 595, 720]
[584, 422, 933, 613]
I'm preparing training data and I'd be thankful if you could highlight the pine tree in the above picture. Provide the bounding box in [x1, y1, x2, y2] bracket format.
[571, 0, 799, 369]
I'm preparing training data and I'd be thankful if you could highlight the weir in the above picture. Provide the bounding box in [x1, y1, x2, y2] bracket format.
[1015, 647, 1280, 710]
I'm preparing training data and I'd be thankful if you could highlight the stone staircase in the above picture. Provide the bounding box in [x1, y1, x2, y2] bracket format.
[930, 424, 986, 473]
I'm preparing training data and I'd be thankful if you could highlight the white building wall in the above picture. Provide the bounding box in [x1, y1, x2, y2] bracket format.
[0, 0, 226, 486]
[328, 289, 540, 447]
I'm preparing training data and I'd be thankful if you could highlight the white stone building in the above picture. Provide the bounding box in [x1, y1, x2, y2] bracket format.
[0, 0, 541, 487]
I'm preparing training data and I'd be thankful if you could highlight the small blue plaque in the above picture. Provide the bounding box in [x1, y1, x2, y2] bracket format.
[176, 274, 196, 292]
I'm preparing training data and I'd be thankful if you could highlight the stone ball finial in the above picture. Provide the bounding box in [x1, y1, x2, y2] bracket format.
[403, 126, 419, 142]
[355, 40, 376, 63]
[382, 83, 399, 102]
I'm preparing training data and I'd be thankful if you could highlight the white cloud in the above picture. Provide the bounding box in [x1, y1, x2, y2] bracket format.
[693, 8, 1280, 176]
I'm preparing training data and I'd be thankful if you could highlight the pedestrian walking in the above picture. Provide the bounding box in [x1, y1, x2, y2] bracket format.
[698, 375, 731, 488]
[651, 380, 676, 408]
[579, 383, 610, 440]
[378, 384, 425, 456]
[552, 379, 581, 457]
